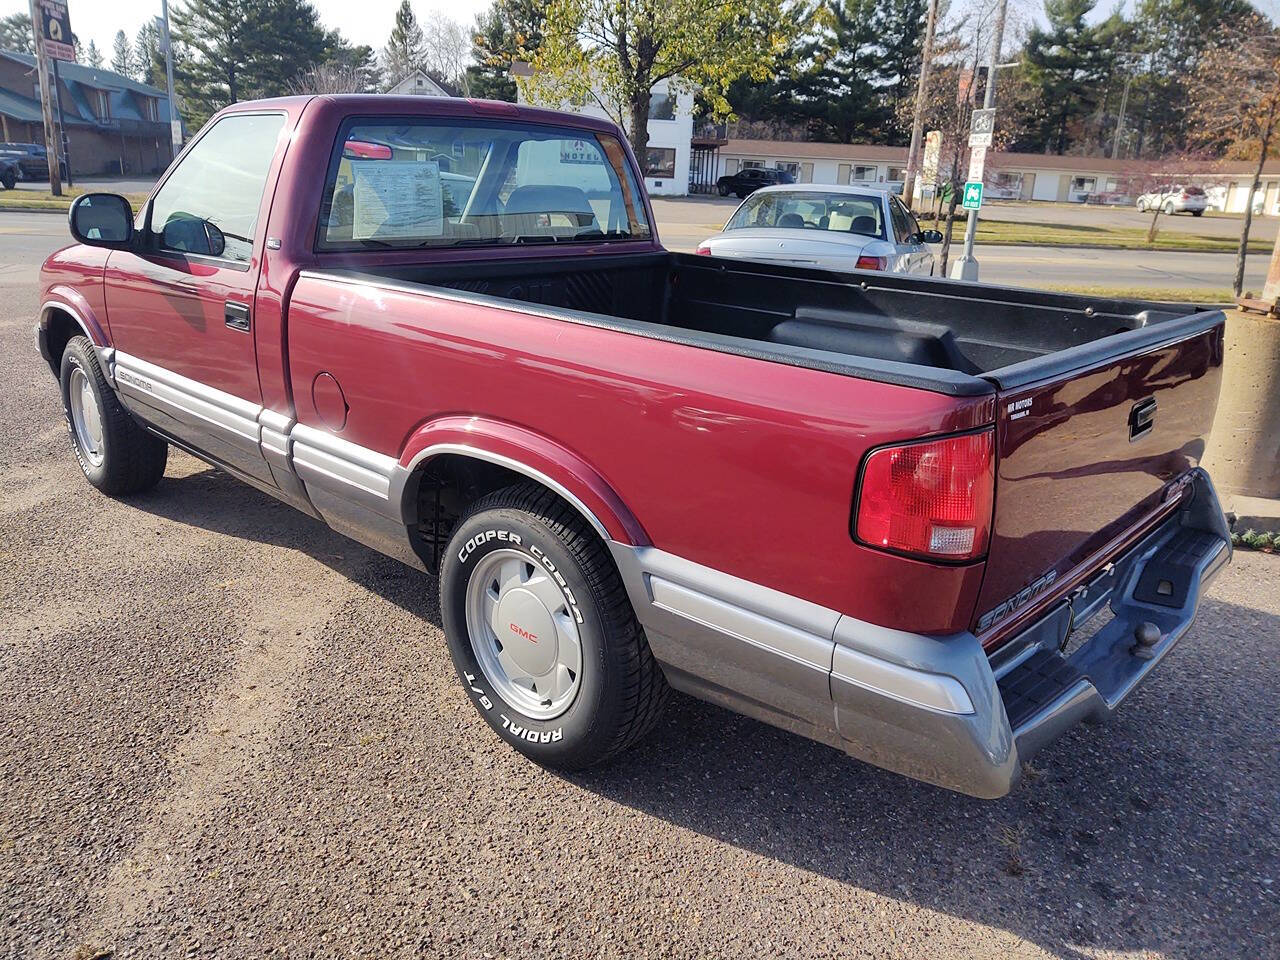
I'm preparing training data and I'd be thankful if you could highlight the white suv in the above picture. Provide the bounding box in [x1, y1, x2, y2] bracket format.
[1136, 186, 1208, 216]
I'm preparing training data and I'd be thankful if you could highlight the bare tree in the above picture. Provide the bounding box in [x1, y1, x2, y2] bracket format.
[288, 62, 372, 95]
[421, 11, 472, 94]
[1188, 13, 1280, 297]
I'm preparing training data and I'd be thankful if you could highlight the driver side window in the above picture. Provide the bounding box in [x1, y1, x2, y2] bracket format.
[147, 113, 285, 266]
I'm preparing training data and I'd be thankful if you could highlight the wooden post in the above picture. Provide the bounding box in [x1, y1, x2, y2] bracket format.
[1, 113, 9, 142]
[1263, 224, 1280, 304]
[27, 0, 62, 196]
[1236, 217, 1280, 315]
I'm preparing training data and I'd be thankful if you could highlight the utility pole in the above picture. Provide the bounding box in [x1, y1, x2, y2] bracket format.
[950, 0, 1009, 281]
[160, 0, 182, 157]
[1111, 73, 1132, 160]
[902, 0, 941, 210]
[28, 0, 63, 196]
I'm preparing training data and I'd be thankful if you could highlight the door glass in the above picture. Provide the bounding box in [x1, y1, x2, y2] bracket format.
[148, 113, 286, 264]
[888, 198, 912, 243]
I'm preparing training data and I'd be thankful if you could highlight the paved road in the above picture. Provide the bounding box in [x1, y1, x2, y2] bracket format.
[1, 274, 1277, 954]
[647, 200, 1267, 291]
[13, 175, 157, 195]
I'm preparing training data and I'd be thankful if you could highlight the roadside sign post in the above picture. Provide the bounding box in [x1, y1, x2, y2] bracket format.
[159, 2, 182, 156]
[28, 0, 72, 196]
[950, 0, 1009, 282]
[962, 181, 984, 210]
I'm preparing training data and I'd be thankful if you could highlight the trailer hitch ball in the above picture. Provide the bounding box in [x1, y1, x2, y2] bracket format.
[1133, 621, 1161, 659]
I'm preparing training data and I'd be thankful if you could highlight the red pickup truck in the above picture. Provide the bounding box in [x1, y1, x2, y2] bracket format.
[37, 95, 1232, 798]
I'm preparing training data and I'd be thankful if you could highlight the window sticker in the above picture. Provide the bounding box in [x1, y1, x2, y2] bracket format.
[351, 159, 444, 240]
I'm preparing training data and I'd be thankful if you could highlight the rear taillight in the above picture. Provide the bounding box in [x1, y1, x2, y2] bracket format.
[695, 243, 712, 256]
[855, 255, 887, 271]
[854, 430, 995, 562]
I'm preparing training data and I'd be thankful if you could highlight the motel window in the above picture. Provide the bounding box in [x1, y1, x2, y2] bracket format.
[741, 160, 765, 169]
[644, 147, 677, 179]
[888, 166, 906, 182]
[852, 164, 877, 182]
[1071, 176, 1096, 193]
[648, 94, 676, 121]
[776, 161, 799, 177]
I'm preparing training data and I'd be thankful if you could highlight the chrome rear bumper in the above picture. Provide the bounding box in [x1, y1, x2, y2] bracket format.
[612, 468, 1230, 798]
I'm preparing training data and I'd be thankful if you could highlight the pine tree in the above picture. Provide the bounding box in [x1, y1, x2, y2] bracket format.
[382, 0, 425, 88]
[135, 21, 163, 88]
[0, 13, 34, 55]
[111, 30, 135, 78]
[465, 0, 547, 101]
[86, 40, 105, 70]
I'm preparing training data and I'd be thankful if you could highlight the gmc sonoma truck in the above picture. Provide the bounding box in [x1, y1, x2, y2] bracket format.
[37, 96, 1231, 798]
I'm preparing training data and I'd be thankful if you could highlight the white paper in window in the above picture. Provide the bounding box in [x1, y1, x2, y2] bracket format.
[351, 159, 443, 240]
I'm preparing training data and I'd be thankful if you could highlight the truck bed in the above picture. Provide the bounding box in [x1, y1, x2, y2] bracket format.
[312, 251, 1225, 647]
[327, 251, 1222, 397]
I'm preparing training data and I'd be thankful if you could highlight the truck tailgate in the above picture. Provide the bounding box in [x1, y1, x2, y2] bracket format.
[973, 310, 1226, 643]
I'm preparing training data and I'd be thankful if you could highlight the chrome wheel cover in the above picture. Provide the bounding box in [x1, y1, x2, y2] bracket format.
[68, 366, 104, 468]
[464, 548, 584, 720]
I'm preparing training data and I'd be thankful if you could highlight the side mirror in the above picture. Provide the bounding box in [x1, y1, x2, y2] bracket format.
[68, 193, 134, 248]
[917, 229, 944, 244]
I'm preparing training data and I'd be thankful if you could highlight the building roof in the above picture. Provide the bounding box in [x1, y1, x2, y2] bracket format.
[386, 68, 461, 98]
[0, 48, 175, 129]
[1, 49, 167, 99]
[720, 138, 1280, 177]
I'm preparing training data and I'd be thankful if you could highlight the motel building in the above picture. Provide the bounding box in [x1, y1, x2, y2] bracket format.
[690, 137, 1280, 215]
[517, 78, 696, 197]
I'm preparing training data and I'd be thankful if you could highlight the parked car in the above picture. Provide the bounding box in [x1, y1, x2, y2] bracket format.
[1136, 185, 1208, 216]
[37, 95, 1231, 799]
[0, 141, 66, 181]
[696, 184, 943, 275]
[0, 156, 17, 190]
[715, 166, 795, 198]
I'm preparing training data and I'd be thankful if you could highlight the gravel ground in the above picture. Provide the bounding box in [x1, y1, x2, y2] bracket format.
[1, 276, 1277, 960]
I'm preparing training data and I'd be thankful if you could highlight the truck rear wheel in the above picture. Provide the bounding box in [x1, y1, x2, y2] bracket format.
[60, 335, 168, 495]
[440, 482, 668, 769]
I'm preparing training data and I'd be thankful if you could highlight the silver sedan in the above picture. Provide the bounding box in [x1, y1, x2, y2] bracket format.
[695, 184, 943, 274]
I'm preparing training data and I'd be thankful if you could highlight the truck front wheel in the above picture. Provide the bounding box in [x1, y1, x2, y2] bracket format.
[59, 336, 168, 495]
[440, 482, 669, 769]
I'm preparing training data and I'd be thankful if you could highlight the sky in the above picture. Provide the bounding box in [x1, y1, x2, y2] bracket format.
[1, 0, 493, 60]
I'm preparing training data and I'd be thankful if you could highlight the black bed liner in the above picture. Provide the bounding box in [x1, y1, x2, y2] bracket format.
[307, 250, 1225, 398]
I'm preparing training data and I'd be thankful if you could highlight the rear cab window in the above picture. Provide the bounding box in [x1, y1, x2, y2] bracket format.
[316, 119, 651, 250]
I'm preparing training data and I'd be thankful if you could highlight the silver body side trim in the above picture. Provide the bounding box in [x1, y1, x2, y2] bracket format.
[292, 422, 398, 509]
[115, 353, 261, 445]
[831, 645, 975, 715]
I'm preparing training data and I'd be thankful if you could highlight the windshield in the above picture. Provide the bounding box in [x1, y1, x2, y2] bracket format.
[726, 191, 884, 239]
[318, 119, 651, 250]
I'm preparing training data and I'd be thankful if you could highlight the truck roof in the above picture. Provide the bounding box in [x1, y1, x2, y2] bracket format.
[217, 94, 625, 137]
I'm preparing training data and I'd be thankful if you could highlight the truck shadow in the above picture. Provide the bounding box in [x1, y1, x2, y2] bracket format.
[131, 464, 1278, 960]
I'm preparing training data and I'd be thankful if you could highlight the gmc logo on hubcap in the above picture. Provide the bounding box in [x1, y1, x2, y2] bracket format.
[509, 623, 538, 643]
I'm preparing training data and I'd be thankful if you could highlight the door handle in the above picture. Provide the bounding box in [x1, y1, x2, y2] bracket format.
[225, 301, 251, 333]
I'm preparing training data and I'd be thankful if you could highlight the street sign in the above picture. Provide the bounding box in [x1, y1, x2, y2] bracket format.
[37, 0, 74, 62]
[968, 107, 996, 148]
[967, 144, 986, 182]
[962, 181, 984, 210]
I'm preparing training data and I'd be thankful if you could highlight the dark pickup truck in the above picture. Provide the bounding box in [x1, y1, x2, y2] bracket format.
[38, 95, 1231, 798]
